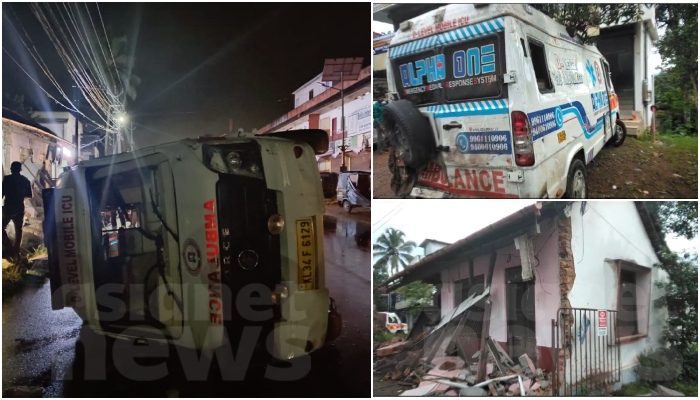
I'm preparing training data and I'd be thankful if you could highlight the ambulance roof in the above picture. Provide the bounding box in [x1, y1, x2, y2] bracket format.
[389, 4, 601, 55]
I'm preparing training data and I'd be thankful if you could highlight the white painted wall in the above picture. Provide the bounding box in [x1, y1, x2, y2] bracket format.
[568, 201, 667, 386]
[293, 73, 333, 107]
[35, 111, 83, 144]
[423, 240, 448, 256]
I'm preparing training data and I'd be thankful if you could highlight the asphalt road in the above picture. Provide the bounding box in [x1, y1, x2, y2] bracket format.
[2, 213, 371, 398]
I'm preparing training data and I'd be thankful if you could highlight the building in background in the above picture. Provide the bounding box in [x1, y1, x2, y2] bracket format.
[257, 66, 372, 173]
[34, 110, 101, 161]
[596, 5, 658, 136]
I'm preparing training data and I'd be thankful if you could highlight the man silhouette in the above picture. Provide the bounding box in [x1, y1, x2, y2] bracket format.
[3, 162, 32, 260]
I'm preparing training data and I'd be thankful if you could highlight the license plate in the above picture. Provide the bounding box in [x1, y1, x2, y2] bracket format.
[296, 219, 316, 291]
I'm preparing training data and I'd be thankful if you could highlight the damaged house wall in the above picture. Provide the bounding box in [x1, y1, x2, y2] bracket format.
[439, 220, 561, 371]
[564, 202, 667, 387]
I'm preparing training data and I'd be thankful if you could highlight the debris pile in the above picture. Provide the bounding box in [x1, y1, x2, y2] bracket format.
[374, 289, 553, 396]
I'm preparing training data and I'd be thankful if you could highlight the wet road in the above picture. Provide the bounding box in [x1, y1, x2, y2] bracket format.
[2, 214, 371, 397]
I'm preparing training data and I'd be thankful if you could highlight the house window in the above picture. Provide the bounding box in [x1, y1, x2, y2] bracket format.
[617, 263, 652, 339]
[318, 159, 331, 172]
[19, 147, 31, 163]
[309, 89, 314, 100]
[331, 118, 338, 135]
[528, 39, 553, 93]
[454, 275, 485, 306]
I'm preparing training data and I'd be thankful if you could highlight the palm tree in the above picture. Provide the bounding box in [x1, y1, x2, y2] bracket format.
[373, 228, 417, 276]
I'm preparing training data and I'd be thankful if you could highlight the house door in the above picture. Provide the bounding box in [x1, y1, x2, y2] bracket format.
[506, 267, 537, 363]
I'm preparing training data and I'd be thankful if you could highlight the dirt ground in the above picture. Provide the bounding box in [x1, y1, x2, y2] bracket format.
[372, 135, 698, 199]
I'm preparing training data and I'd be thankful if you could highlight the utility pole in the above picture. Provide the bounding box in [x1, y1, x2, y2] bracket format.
[72, 85, 81, 163]
[321, 57, 363, 173]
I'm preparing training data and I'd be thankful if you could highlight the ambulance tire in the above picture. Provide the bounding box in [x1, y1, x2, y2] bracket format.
[565, 158, 588, 199]
[382, 100, 436, 169]
[609, 119, 627, 147]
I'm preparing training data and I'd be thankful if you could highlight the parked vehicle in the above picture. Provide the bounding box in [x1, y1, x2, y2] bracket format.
[377, 311, 408, 334]
[336, 171, 371, 212]
[42, 129, 341, 366]
[383, 3, 626, 199]
[320, 172, 339, 199]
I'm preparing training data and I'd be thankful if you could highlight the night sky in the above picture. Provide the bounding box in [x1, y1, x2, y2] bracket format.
[2, 2, 370, 148]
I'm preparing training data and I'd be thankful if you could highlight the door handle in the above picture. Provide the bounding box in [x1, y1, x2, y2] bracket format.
[442, 122, 462, 130]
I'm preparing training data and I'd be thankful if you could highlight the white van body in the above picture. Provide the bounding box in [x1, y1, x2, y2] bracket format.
[378, 312, 408, 334]
[42, 130, 340, 364]
[384, 4, 624, 199]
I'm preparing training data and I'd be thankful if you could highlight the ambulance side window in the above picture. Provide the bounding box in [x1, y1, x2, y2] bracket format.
[602, 60, 613, 89]
[527, 39, 554, 94]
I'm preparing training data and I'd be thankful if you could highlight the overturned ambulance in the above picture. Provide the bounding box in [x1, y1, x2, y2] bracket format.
[42, 129, 341, 368]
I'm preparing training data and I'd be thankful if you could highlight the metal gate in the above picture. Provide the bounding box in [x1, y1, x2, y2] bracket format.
[551, 308, 621, 396]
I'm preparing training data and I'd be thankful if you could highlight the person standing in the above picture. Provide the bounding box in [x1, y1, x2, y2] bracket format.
[373, 96, 388, 153]
[2, 162, 32, 260]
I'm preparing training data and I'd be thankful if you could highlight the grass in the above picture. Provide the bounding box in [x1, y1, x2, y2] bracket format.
[374, 331, 394, 345]
[640, 131, 698, 153]
[669, 381, 698, 397]
[26, 245, 48, 261]
[2, 260, 22, 284]
[620, 381, 653, 396]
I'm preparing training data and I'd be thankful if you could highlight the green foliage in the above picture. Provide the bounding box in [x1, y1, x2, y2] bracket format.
[2, 261, 22, 284]
[396, 281, 435, 311]
[637, 348, 684, 383]
[620, 381, 652, 396]
[374, 330, 394, 345]
[655, 4, 698, 135]
[26, 245, 48, 261]
[669, 380, 699, 397]
[373, 228, 417, 312]
[373, 227, 417, 275]
[646, 202, 698, 240]
[647, 203, 698, 383]
[96, 27, 141, 102]
[531, 4, 642, 44]
[654, 69, 698, 135]
[4, 94, 37, 120]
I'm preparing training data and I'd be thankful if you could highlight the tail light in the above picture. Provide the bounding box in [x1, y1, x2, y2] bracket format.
[511, 111, 535, 167]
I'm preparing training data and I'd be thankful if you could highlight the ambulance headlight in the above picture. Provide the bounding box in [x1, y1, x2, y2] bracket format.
[226, 151, 243, 167]
[267, 214, 285, 235]
[203, 141, 265, 179]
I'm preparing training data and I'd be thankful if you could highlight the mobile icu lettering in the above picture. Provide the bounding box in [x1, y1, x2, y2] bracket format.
[399, 54, 446, 88]
[453, 44, 495, 79]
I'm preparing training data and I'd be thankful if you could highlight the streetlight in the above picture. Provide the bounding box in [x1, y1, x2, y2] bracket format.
[321, 58, 363, 173]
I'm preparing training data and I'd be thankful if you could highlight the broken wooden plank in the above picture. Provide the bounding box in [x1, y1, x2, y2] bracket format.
[476, 252, 497, 382]
[486, 337, 508, 376]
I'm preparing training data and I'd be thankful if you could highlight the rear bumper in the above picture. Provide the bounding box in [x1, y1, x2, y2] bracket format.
[410, 184, 522, 199]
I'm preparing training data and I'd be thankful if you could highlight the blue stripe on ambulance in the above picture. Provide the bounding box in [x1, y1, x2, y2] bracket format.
[426, 99, 509, 118]
[389, 17, 506, 59]
[529, 101, 608, 141]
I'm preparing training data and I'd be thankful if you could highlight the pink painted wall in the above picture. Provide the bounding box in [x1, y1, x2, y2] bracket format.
[440, 219, 561, 348]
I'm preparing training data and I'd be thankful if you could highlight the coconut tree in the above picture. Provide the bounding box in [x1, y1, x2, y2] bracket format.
[373, 228, 417, 276]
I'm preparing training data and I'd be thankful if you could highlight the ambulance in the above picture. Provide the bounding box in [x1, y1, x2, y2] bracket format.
[42, 129, 341, 367]
[378, 312, 409, 334]
[383, 4, 626, 199]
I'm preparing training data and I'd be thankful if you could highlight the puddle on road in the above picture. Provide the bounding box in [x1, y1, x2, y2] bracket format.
[323, 216, 370, 249]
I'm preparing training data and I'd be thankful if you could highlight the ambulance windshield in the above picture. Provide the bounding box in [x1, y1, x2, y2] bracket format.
[85, 154, 183, 331]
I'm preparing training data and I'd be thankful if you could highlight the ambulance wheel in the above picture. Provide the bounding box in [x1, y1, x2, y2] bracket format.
[343, 200, 352, 213]
[610, 119, 627, 147]
[382, 100, 435, 169]
[565, 158, 588, 199]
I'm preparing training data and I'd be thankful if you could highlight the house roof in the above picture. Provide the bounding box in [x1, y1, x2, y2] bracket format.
[378, 202, 666, 292]
[2, 107, 60, 138]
